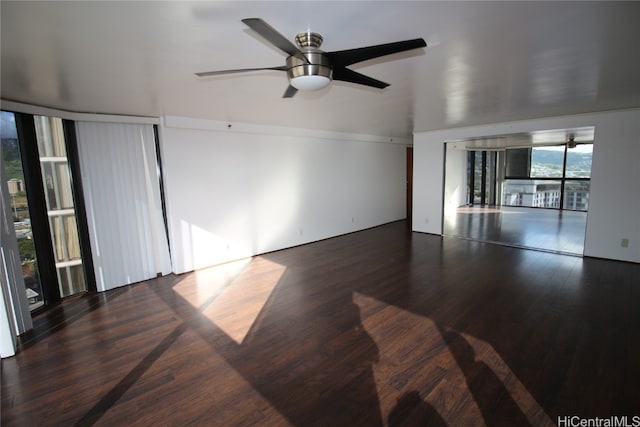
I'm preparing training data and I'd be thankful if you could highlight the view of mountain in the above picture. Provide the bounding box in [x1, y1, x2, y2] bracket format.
[2, 138, 24, 181]
[531, 147, 592, 178]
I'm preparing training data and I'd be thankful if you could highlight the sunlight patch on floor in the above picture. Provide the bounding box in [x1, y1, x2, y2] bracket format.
[173, 258, 251, 309]
[201, 258, 286, 345]
[458, 330, 554, 425]
[353, 292, 553, 426]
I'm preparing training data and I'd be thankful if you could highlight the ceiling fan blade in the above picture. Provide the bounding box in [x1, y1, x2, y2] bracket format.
[332, 67, 389, 89]
[195, 66, 287, 77]
[282, 85, 298, 98]
[242, 18, 309, 64]
[327, 38, 426, 68]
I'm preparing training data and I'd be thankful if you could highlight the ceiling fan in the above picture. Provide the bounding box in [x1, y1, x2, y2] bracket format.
[196, 18, 427, 98]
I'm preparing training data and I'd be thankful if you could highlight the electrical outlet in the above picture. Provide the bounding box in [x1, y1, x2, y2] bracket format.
[621, 238, 629, 248]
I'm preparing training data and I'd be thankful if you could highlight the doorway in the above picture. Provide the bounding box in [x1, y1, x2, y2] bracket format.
[1, 111, 92, 312]
[443, 127, 594, 255]
[406, 147, 413, 226]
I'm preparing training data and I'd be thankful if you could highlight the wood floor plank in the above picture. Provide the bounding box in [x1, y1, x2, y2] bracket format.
[2, 221, 639, 426]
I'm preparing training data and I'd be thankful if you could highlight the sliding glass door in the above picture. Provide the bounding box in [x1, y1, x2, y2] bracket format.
[1, 110, 92, 312]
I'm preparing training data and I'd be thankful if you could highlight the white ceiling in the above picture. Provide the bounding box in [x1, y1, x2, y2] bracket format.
[1, 1, 639, 138]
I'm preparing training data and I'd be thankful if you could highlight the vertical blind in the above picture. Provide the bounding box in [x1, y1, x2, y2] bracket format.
[75, 122, 171, 291]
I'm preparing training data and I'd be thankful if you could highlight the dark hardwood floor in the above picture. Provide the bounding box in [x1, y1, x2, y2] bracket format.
[2, 221, 639, 426]
[443, 206, 587, 255]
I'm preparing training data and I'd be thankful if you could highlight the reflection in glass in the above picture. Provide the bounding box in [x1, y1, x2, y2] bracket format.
[40, 161, 74, 210]
[57, 265, 86, 298]
[34, 115, 86, 298]
[50, 215, 82, 262]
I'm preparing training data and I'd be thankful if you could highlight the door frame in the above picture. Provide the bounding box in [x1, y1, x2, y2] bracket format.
[406, 147, 413, 227]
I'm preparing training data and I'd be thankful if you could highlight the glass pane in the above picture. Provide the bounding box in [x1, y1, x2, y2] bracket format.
[34, 115, 87, 297]
[473, 151, 483, 204]
[57, 265, 86, 298]
[49, 214, 81, 262]
[466, 152, 473, 203]
[70, 265, 86, 293]
[1, 111, 44, 311]
[503, 179, 562, 208]
[505, 148, 531, 178]
[41, 161, 74, 210]
[531, 146, 564, 178]
[565, 144, 592, 178]
[56, 163, 74, 208]
[57, 267, 71, 297]
[34, 116, 67, 157]
[564, 180, 590, 211]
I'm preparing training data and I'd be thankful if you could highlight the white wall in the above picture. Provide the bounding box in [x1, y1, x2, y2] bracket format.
[414, 109, 640, 263]
[161, 116, 408, 274]
[444, 145, 467, 215]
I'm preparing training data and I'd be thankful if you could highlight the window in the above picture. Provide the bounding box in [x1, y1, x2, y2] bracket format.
[531, 146, 564, 178]
[502, 143, 592, 211]
[565, 144, 592, 178]
[34, 116, 87, 297]
[563, 181, 590, 210]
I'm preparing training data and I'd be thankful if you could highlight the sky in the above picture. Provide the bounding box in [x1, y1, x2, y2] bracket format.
[1, 111, 18, 139]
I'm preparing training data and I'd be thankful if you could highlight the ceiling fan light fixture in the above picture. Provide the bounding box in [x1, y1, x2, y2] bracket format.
[290, 74, 331, 91]
[286, 49, 332, 92]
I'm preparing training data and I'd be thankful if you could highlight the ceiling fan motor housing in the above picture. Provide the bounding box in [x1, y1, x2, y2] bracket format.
[286, 50, 332, 79]
[287, 32, 332, 90]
